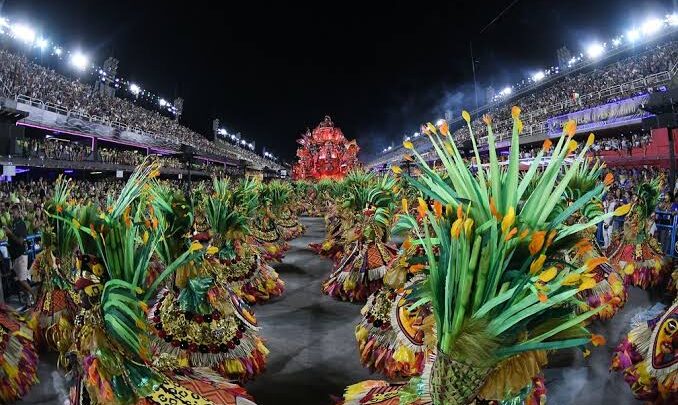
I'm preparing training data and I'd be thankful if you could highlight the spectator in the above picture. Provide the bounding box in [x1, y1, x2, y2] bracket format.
[4, 204, 34, 310]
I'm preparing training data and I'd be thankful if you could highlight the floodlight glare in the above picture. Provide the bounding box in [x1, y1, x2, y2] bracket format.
[11, 23, 35, 44]
[500, 86, 512, 95]
[585, 42, 605, 58]
[668, 14, 678, 27]
[641, 18, 663, 35]
[532, 71, 545, 81]
[36, 37, 49, 50]
[159, 98, 168, 107]
[626, 29, 640, 42]
[611, 37, 622, 47]
[70, 52, 89, 70]
[129, 83, 141, 95]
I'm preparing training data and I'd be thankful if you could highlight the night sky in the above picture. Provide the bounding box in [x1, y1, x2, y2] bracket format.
[0, 0, 674, 162]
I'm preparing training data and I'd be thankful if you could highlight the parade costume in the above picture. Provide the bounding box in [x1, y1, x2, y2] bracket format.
[30, 176, 78, 355]
[0, 305, 38, 402]
[549, 160, 627, 321]
[322, 173, 399, 302]
[251, 182, 289, 263]
[266, 181, 304, 241]
[207, 178, 284, 305]
[339, 111, 616, 404]
[147, 180, 269, 382]
[607, 179, 669, 289]
[611, 298, 678, 403]
[52, 161, 257, 404]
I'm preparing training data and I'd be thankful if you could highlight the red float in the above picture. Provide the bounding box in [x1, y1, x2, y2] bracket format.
[292, 116, 360, 180]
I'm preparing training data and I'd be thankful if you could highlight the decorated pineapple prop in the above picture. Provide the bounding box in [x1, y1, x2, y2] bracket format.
[607, 178, 669, 289]
[30, 176, 79, 354]
[146, 183, 269, 382]
[206, 178, 285, 304]
[322, 172, 399, 302]
[341, 109, 621, 404]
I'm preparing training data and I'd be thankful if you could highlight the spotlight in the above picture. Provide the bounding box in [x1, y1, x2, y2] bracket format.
[129, 83, 141, 95]
[626, 29, 640, 42]
[36, 37, 49, 50]
[159, 98, 168, 107]
[585, 42, 605, 58]
[70, 52, 89, 70]
[641, 17, 663, 36]
[532, 71, 545, 81]
[11, 23, 35, 44]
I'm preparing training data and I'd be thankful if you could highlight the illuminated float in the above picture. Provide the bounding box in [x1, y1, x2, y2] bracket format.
[292, 116, 360, 180]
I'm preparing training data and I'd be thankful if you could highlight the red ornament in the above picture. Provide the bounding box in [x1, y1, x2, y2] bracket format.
[292, 116, 360, 180]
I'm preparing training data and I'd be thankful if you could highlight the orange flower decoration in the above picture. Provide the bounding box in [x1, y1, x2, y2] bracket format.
[417, 198, 428, 219]
[456, 204, 463, 219]
[482, 114, 492, 125]
[56, 204, 63, 213]
[585, 257, 608, 272]
[586, 133, 595, 147]
[433, 200, 443, 219]
[542, 138, 553, 152]
[402, 237, 412, 250]
[591, 334, 606, 347]
[529, 231, 546, 255]
[604, 173, 614, 187]
[530, 254, 547, 274]
[489, 198, 501, 220]
[564, 120, 577, 137]
[439, 120, 450, 136]
[546, 230, 557, 247]
[504, 227, 518, 241]
[511, 106, 521, 119]
[537, 292, 548, 303]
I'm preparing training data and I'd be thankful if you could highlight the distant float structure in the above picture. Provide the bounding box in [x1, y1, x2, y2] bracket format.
[292, 116, 360, 180]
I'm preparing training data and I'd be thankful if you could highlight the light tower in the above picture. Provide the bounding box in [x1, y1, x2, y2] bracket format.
[94, 57, 119, 98]
[173, 97, 184, 121]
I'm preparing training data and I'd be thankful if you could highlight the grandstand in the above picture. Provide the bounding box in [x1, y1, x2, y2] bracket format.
[0, 16, 284, 181]
[368, 21, 678, 171]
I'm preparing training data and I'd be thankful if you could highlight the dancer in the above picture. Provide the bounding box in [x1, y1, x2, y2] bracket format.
[340, 111, 618, 404]
[30, 176, 78, 356]
[322, 173, 399, 302]
[52, 160, 257, 404]
[607, 179, 669, 289]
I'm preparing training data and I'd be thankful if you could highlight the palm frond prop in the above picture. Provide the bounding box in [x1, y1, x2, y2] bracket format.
[635, 178, 661, 224]
[41, 175, 77, 258]
[206, 177, 258, 244]
[147, 184, 193, 265]
[394, 109, 627, 400]
[550, 158, 610, 223]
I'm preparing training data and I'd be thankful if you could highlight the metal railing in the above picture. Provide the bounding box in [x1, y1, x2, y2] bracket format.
[13, 94, 283, 170]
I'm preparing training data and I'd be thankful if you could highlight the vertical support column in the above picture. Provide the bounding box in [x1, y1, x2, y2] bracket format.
[90, 137, 98, 161]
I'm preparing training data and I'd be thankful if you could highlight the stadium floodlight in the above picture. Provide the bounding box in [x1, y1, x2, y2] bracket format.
[585, 42, 605, 58]
[641, 17, 663, 36]
[404, 136, 411, 141]
[500, 86, 512, 96]
[11, 23, 35, 44]
[249, 143, 254, 149]
[159, 98, 168, 107]
[70, 52, 89, 70]
[611, 37, 622, 47]
[240, 140, 247, 145]
[53, 46, 62, 56]
[413, 132, 420, 138]
[129, 83, 141, 95]
[668, 14, 678, 27]
[217, 128, 227, 135]
[36, 37, 49, 50]
[626, 29, 640, 42]
[532, 71, 545, 81]
[0, 18, 9, 29]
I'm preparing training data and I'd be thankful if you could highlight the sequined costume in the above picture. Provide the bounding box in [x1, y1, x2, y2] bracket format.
[0, 305, 38, 402]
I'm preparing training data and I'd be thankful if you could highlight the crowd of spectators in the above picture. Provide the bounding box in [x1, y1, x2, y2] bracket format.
[0, 49, 276, 167]
[454, 40, 677, 143]
[12, 137, 228, 174]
